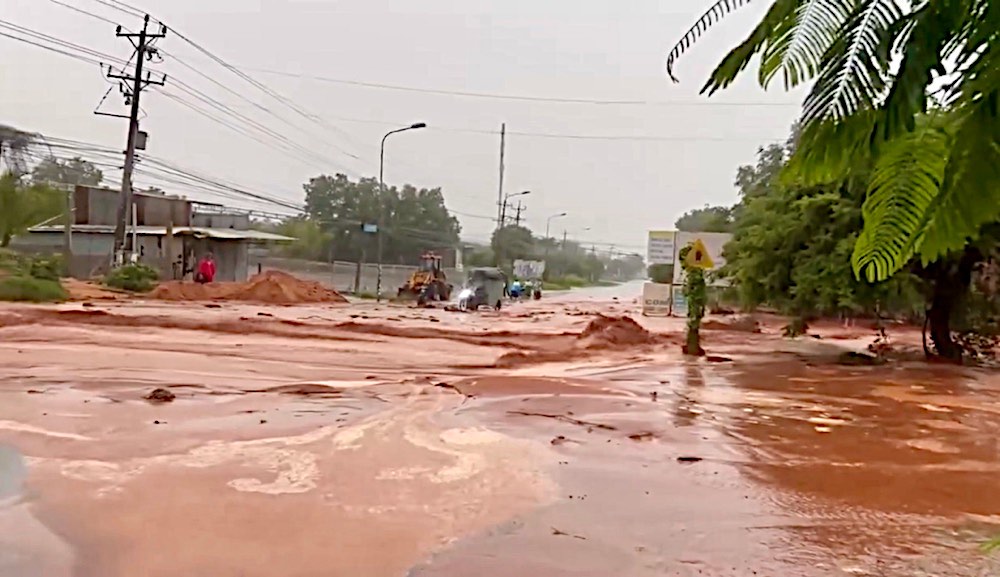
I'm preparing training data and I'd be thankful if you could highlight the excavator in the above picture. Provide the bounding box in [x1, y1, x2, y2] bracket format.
[397, 251, 453, 305]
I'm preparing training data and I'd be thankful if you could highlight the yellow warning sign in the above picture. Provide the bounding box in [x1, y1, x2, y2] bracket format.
[684, 238, 714, 269]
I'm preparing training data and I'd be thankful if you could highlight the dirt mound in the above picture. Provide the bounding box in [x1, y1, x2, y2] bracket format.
[149, 271, 348, 305]
[578, 315, 655, 348]
[63, 279, 125, 301]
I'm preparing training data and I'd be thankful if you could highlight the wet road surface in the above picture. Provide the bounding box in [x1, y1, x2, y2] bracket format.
[0, 285, 998, 575]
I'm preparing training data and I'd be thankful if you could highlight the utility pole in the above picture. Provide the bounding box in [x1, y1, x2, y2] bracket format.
[514, 200, 525, 226]
[107, 15, 166, 265]
[496, 123, 506, 228]
[562, 229, 568, 251]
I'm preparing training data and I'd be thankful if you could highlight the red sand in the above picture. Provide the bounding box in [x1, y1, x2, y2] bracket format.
[149, 270, 349, 305]
[577, 314, 655, 348]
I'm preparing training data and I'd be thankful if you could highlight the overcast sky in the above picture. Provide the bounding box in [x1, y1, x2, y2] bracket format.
[1, 0, 804, 252]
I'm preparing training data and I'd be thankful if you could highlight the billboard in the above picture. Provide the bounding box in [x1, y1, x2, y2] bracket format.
[513, 259, 546, 279]
[647, 230, 677, 265]
[672, 231, 732, 287]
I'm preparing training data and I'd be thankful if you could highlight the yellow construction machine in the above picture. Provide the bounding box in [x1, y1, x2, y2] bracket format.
[397, 251, 453, 305]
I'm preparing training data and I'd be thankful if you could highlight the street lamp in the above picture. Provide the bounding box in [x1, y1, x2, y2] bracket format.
[545, 212, 568, 239]
[500, 190, 530, 226]
[377, 122, 426, 302]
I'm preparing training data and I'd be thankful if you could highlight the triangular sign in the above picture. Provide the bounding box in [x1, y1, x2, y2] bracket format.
[684, 238, 714, 269]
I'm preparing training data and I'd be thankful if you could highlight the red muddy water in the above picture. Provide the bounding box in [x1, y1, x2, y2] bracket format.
[0, 281, 998, 576]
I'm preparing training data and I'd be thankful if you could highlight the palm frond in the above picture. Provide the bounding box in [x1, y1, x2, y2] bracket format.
[759, 0, 854, 90]
[875, 0, 971, 142]
[782, 109, 877, 185]
[917, 46, 1000, 264]
[851, 120, 950, 282]
[666, 0, 758, 82]
[702, 0, 800, 95]
[801, 0, 901, 126]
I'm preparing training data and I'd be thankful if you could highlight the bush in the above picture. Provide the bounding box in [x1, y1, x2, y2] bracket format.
[0, 276, 67, 302]
[104, 264, 159, 293]
[648, 263, 674, 284]
[28, 255, 65, 281]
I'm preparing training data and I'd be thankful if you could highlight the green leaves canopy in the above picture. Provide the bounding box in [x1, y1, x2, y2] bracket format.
[667, 0, 1000, 282]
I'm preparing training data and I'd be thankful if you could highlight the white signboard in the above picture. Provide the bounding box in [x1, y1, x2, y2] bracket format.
[513, 259, 546, 279]
[672, 231, 732, 287]
[647, 230, 677, 265]
[671, 285, 688, 317]
[641, 282, 672, 317]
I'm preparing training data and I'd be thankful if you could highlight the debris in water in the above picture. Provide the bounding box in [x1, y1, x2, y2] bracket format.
[676, 456, 703, 464]
[551, 435, 569, 445]
[145, 388, 176, 403]
[551, 527, 587, 540]
[508, 410, 617, 431]
[628, 432, 655, 442]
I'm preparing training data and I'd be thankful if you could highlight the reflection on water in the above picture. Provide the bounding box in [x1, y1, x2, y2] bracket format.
[0, 445, 25, 502]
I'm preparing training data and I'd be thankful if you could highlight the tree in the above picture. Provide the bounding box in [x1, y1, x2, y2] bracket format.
[31, 156, 102, 187]
[0, 124, 37, 177]
[721, 137, 925, 324]
[302, 173, 461, 264]
[491, 225, 534, 267]
[0, 172, 65, 247]
[666, 0, 1000, 284]
[675, 205, 735, 232]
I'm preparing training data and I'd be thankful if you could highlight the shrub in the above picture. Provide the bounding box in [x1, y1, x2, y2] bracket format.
[28, 254, 65, 281]
[104, 264, 159, 293]
[0, 276, 67, 302]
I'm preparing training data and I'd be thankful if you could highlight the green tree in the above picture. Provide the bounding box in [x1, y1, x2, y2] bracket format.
[666, 0, 1000, 283]
[491, 225, 534, 267]
[302, 173, 460, 264]
[31, 156, 102, 187]
[0, 172, 65, 247]
[675, 205, 734, 232]
[275, 218, 332, 261]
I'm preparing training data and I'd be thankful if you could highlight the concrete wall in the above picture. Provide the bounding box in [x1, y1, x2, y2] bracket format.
[192, 213, 250, 229]
[251, 255, 461, 295]
[73, 186, 191, 227]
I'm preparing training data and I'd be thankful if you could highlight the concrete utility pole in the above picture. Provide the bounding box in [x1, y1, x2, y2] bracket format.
[496, 123, 505, 227]
[513, 200, 525, 226]
[107, 14, 166, 265]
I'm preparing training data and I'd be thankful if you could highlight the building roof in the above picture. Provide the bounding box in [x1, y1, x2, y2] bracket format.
[27, 224, 295, 242]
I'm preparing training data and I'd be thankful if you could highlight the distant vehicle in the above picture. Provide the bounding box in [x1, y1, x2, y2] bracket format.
[397, 251, 453, 305]
[457, 267, 507, 311]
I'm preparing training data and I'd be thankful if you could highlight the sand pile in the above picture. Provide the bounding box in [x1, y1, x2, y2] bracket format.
[578, 315, 656, 348]
[150, 270, 349, 305]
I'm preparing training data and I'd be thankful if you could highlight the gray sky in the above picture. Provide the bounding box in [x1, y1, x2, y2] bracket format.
[1, 0, 805, 252]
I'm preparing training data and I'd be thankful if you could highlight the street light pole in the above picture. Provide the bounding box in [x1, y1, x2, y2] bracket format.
[543, 212, 568, 272]
[377, 122, 426, 302]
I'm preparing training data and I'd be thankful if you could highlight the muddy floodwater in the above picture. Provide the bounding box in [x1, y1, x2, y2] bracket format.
[1, 282, 999, 576]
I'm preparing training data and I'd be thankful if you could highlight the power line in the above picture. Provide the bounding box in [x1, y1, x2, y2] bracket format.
[244, 67, 801, 108]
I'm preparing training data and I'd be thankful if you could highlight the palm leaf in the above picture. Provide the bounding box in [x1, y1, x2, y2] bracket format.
[875, 0, 970, 142]
[783, 109, 878, 185]
[801, 0, 901, 126]
[759, 0, 854, 89]
[666, 0, 758, 82]
[851, 120, 950, 282]
[917, 44, 1000, 263]
[703, 0, 800, 94]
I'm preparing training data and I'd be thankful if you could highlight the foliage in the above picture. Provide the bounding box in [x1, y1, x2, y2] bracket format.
[648, 263, 674, 284]
[463, 245, 495, 268]
[28, 254, 65, 281]
[302, 173, 461, 264]
[274, 218, 332, 261]
[680, 245, 708, 355]
[104, 264, 159, 293]
[0, 172, 65, 247]
[675, 205, 735, 232]
[720, 141, 924, 320]
[31, 156, 103, 187]
[666, 0, 1000, 282]
[491, 225, 534, 267]
[0, 276, 66, 302]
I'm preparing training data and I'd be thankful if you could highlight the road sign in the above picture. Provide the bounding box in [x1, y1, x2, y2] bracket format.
[647, 230, 677, 265]
[684, 238, 714, 270]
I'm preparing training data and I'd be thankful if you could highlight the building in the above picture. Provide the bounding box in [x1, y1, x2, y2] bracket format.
[15, 185, 293, 281]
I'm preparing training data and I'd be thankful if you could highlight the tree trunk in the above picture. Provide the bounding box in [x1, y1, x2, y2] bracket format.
[0, 232, 10, 247]
[923, 247, 981, 361]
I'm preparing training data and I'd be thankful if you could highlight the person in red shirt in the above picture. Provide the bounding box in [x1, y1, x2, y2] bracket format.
[195, 252, 216, 284]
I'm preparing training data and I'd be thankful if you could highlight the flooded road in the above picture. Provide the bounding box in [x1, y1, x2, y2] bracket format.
[0, 286, 998, 575]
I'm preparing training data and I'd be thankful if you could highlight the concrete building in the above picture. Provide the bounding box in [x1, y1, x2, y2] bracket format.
[15, 185, 293, 281]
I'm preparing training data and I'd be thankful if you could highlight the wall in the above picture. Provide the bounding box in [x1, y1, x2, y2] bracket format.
[73, 186, 191, 226]
[251, 255, 460, 295]
[185, 238, 250, 282]
[192, 213, 250, 230]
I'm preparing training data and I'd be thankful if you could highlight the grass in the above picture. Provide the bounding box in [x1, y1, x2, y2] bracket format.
[104, 264, 159, 293]
[0, 275, 67, 302]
